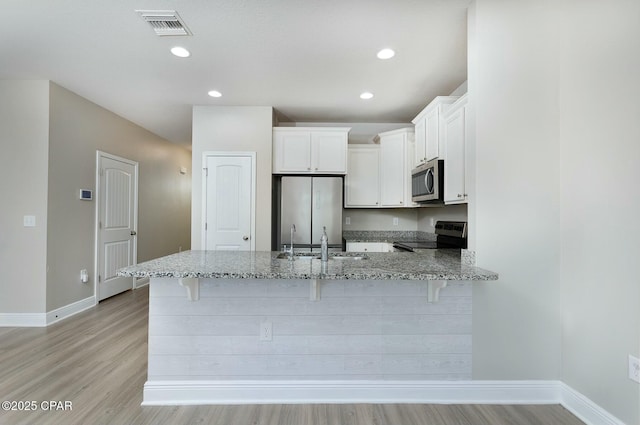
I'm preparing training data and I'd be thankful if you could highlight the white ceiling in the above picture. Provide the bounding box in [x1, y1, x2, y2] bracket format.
[1, 0, 469, 147]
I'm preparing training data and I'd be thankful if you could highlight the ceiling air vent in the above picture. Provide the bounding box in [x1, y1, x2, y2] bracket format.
[136, 10, 192, 36]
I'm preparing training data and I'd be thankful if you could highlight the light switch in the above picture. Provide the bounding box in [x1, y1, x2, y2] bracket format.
[23, 215, 36, 227]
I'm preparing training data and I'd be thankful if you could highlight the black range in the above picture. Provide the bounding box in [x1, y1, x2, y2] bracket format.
[393, 221, 468, 252]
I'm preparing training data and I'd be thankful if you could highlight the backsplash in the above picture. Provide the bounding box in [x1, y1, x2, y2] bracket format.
[343, 230, 436, 242]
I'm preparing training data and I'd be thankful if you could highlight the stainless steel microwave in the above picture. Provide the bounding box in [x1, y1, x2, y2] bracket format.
[411, 159, 444, 203]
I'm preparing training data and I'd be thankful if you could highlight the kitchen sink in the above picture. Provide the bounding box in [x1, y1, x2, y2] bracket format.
[276, 252, 320, 260]
[275, 252, 368, 260]
[329, 253, 368, 260]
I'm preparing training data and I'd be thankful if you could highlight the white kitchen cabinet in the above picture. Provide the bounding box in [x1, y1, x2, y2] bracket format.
[376, 128, 414, 207]
[345, 145, 380, 207]
[412, 96, 459, 167]
[345, 128, 414, 208]
[443, 94, 468, 204]
[346, 241, 393, 253]
[273, 127, 349, 174]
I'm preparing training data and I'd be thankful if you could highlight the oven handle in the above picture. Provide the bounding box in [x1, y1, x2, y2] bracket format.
[392, 244, 414, 252]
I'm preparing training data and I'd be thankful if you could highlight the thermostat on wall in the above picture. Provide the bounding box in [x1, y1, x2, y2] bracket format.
[79, 189, 93, 201]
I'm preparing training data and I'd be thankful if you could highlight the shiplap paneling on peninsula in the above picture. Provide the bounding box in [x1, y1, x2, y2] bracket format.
[148, 278, 471, 381]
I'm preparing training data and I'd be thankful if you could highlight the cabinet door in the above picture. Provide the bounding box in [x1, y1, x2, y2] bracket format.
[312, 131, 347, 173]
[345, 147, 380, 207]
[425, 108, 441, 161]
[346, 242, 385, 252]
[414, 118, 426, 166]
[273, 131, 311, 173]
[379, 133, 406, 207]
[444, 105, 466, 204]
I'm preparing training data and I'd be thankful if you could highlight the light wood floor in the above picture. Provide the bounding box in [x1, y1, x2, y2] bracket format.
[0, 286, 585, 425]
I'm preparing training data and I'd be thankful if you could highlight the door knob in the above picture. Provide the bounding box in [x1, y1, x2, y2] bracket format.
[130, 231, 137, 236]
[243, 236, 249, 241]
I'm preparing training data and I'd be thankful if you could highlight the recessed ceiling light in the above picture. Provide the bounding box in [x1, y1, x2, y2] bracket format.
[170, 46, 190, 58]
[377, 48, 395, 60]
[360, 92, 374, 100]
[208, 90, 222, 98]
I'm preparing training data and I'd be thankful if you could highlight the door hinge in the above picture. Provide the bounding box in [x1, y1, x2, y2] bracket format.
[203, 167, 208, 177]
[99, 221, 102, 229]
[205, 223, 208, 231]
[100, 168, 104, 176]
[98, 275, 101, 283]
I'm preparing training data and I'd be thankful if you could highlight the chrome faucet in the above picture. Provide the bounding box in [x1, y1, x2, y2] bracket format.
[286, 224, 296, 260]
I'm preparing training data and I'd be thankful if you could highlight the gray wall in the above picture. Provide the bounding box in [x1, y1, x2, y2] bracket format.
[0, 80, 191, 315]
[46, 83, 192, 311]
[471, 0, 639, 423]
[191, 106, 274, 251]
[0, 81, 50, 314]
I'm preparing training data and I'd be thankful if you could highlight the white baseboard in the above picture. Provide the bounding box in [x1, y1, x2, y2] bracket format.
[0, 312, 47, 327]
[1, 296, 96, 327]
[560, 382, 625, 425]
[47, 296, 96, 326]
[46, 296, 96, 326]
[143, 380, 625, 425]
[134, 277, 150, 289]
[143, 379, 560, 406]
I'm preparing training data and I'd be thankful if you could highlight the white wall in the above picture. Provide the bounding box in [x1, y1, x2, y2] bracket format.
[472, 0, 562, 381]
[0, 81, 50, 314]
[472, 1, 640, 423]
[558, 1, 640, 423]
[191, 106, 273, 250]
[417, 205, 468, 233]
[280, 122, 411, 144]
[343, 209, 418, 231]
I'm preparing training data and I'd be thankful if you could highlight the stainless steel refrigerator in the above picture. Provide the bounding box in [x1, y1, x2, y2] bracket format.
[274, 176, 344, 252]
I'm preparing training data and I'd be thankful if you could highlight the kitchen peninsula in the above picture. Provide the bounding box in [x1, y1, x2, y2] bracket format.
[118, 250, 497, 405]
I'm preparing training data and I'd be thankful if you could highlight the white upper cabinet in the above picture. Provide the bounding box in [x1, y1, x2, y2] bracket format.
[377, 128, 415, 208]
[345, 128, 415, 209]
[443, 94, 468, 204]
[273, 127, 349, 174]
[412, 96, 459, 167]
[345, 145, 380, 207]
[311, 131, 348, 173]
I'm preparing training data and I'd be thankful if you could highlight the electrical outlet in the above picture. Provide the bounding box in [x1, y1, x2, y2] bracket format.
[259, 321, 272, 341]
[629, 355, 640, 383]
[345, 217, 351, 225]
[393, 217, 399, 226]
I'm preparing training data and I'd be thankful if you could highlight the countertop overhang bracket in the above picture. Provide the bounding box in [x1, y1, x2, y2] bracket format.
[178, 277, 200, 301]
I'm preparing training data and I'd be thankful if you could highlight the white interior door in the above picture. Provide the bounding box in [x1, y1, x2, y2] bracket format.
[96, 152, 138, 301]
[204, 153, 255, 250]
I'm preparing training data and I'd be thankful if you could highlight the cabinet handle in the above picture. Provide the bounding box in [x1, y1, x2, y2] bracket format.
[400, 201, 403, 204]
[457, 194, 463, 198]
[315, 167, 318, 171]
[307, 167, 311, 171]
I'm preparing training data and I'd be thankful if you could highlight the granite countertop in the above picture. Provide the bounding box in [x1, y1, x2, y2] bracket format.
[118, 250, 497, 281]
